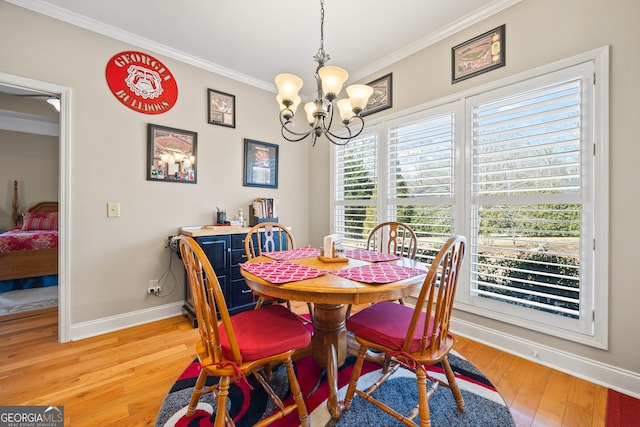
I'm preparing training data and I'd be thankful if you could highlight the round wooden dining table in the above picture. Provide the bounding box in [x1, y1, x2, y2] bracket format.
[240, 253, 426, 419]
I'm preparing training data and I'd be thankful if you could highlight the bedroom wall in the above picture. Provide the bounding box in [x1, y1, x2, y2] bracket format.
[309, 0, 640, 385]
[0, 94, 59, 230]
[0, 2, 311, 325]
[0, 130, 59, 229]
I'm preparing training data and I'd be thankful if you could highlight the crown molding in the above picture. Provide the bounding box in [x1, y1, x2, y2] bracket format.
[5, 0, 274, 92]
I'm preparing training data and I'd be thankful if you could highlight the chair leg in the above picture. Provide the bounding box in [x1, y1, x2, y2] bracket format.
[441, 356, 466, 412]
[186, 368, 208, 417]
[283, 357, 310, 427]
[342, 344, 368, 410]
[214, 376, 231, 427]
[415, 369, 432, 427]
[255, 295, 264, 309]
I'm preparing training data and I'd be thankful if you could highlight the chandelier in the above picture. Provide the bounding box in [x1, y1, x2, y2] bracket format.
[274, 0, 373, 146]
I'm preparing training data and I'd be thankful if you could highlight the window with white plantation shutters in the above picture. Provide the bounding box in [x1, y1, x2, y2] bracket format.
[334, 132, 378, 248]
[467, 62, 596, 336]
[331, 48, 608, 346]
[387, 114, 456, 264]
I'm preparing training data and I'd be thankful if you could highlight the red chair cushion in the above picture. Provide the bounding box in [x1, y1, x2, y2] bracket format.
[346, 301, 435, 353]
[220, 305, 311, 361]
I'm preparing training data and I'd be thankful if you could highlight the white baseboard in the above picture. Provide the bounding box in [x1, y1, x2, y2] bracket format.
[451, 317, 640, 399]
[69, 301, 184, 341]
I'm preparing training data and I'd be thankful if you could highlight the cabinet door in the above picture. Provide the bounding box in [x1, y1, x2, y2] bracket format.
[195, 235, 228, 273]
[195, 235, 229, 306]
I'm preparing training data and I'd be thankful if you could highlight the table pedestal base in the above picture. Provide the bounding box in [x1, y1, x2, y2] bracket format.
[312, 304, 347, 419]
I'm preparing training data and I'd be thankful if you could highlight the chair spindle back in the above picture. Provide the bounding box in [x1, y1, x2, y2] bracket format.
[405, 235, 466, 357]
[245, 222, 295, 259]
[367, 221, 418, 259]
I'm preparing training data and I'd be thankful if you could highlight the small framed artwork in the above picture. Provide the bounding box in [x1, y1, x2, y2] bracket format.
[208, 88, 236, 128]
[147, 123, 197, 183]
[452, 25, 505, 84]
[361, 73, 392, 117]
[243, 138, 278, 189]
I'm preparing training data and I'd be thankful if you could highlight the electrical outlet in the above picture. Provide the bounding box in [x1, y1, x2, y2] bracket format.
[147, 280, 161, 294]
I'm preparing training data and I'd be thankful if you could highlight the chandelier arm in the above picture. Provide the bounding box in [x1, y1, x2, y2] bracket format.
[323, 132, 354, 146]
[278, 113, 311, 134]
[280, 124, 313, 140]
[281, 126, 314, 143]
[323, 116, 366, 142]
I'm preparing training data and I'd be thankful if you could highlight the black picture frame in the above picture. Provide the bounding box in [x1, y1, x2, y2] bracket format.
[361, 73, 393, 117]
[208, 88, 236, 128]
[243, 139, 278, 189]
[452, 25, 506, 84]
[147, 123, 197, 183]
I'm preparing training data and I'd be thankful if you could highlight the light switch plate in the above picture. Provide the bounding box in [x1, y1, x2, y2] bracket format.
[107, 202, 120, 218]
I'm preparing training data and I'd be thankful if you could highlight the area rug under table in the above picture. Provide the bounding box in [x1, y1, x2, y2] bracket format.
[155, 350, 515, 427]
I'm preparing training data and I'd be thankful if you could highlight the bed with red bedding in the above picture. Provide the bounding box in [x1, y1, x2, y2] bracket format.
[0, 183, 58, 289]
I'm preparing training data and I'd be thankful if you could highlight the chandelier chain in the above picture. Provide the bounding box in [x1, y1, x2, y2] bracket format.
[320, 0, 324, 52]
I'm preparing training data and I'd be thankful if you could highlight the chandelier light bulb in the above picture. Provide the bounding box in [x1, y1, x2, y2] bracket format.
[337, 99, 354, 123]
[47, 97, 60, 112]
[346, 84, 374, 113]
[277, 95, 301, 119]
[274, 74, 303, 103]
[304, 102, 317, 125]
[318, 65, 349, 100]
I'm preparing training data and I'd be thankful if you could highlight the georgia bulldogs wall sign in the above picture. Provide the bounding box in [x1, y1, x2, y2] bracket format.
[105, 51, 178, 114]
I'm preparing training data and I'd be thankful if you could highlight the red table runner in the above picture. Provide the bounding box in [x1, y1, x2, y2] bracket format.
[262, 245, 321, 261]
[240, 261, 326, 284]
[345, 249, 401, 262]
[333, 263, 426, 284]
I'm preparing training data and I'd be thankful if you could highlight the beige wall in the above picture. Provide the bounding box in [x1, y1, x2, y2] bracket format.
[313, 0, 640, 378]
[0, 2, 311, 323]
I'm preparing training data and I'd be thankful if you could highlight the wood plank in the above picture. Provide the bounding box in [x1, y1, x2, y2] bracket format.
[563, 376, 598, 426]
[509, 361, 551, 426]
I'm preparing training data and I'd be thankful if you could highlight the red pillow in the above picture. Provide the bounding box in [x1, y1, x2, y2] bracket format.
[21, 212, 58, 231]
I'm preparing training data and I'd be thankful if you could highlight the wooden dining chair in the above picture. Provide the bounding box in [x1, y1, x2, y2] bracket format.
[367, 221, 418, 259]
[346, 221, 419, 318]
[180, 236, 311, 427]
[341, 235, 467, 427]
[244, 222, 313, 321]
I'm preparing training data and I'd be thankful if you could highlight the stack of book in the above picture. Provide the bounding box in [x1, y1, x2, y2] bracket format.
[250, 198, 278, 225]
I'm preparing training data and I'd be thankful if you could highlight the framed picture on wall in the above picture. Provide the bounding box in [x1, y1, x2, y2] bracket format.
[243, 139, 278, 189]
[147, 124, 197, 183]
[452, 25, 505, 83]
[361, 73, 392, 117]
[208, 88, 236, 128]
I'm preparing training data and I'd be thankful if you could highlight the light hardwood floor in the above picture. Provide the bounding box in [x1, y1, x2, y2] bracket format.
[0, 305, 607, 426]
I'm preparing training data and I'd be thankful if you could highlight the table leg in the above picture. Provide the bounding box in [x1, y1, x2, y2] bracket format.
[312, 303, 347, 419]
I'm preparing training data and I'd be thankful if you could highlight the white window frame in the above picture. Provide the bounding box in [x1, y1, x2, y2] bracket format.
[330, 46, 609, 348]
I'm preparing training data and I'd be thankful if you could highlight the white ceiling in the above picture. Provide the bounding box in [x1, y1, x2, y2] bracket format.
[6, 0, 519, 93]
